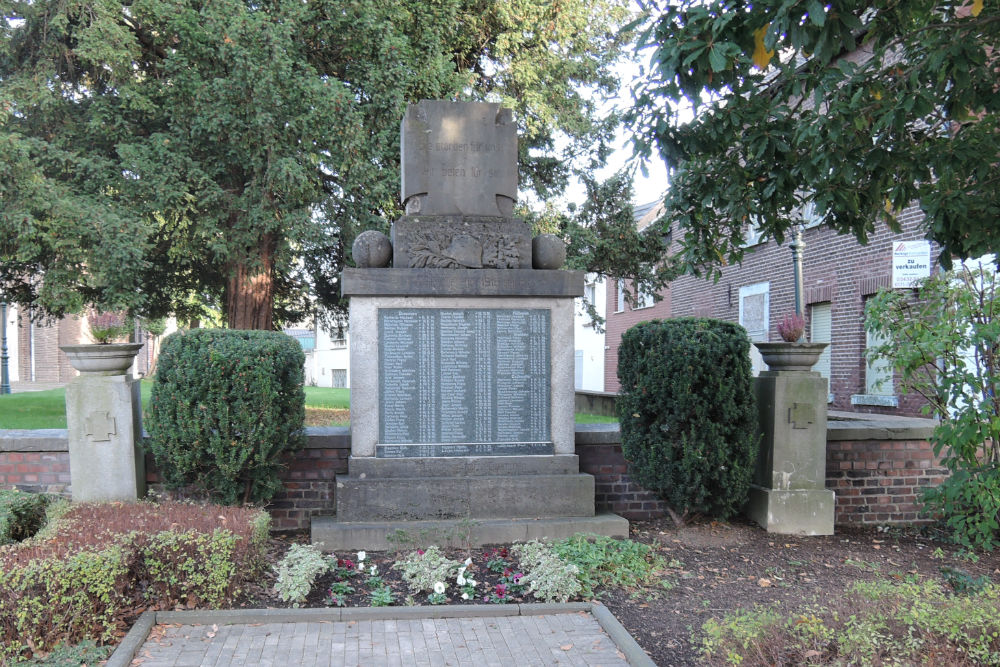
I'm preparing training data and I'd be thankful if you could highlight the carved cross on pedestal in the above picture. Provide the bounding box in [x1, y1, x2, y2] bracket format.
[401, 101, 518, 218]
[788, 403, 815, 430]
[85, 411, 117, 442]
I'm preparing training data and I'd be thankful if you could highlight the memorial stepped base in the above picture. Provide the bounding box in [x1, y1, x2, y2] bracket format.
[312, 455, 628, 550]
[334, 455, 594, 522]
[311, 515, 630, 552]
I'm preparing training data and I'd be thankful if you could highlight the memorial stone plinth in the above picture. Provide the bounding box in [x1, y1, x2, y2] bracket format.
[745, 352, 835, 536]
[312, 100, 627, 550]
[61, 343, 146, 502]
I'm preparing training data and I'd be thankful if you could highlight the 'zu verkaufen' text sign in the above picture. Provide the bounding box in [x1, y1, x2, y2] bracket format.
[378, 308, 550, 454]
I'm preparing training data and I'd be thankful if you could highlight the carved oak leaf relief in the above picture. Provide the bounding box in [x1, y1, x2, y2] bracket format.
[408, 231, 520, 269]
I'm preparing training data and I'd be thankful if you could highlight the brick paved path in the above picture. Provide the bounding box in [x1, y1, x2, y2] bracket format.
[134, 613, 630, 666]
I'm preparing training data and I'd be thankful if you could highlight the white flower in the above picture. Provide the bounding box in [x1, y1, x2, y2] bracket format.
[467, 579, 476, 587]
[457, 574, 466, 586]
[464, 557, 473, 567]
[357, 551, 366, 562]
[433, 581, 446, 595]
[370, 565, 377, 576]
[461, 593, 470, 600]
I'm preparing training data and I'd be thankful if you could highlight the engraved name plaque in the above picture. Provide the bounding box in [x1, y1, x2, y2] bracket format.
[378, 308, 551, 457]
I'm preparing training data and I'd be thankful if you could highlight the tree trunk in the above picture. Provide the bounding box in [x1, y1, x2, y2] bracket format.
[226, 234, 276, 330]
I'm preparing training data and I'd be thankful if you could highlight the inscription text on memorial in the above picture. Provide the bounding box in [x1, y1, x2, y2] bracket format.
[378, 308, 551, 457]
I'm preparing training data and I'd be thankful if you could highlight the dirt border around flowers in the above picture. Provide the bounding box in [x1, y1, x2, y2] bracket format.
[107, 602, 656, 667]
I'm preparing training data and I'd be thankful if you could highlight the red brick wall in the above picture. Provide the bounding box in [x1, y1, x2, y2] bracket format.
[604, 209, 937, 416]
[1, 426, 948, 529]
[577, 442, 668, 520]
[0, 451, 71, 493]
[826, 439, 948, 525]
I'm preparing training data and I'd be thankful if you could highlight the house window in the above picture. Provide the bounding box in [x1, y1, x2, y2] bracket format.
[616, 279, 625, 313]
[852, 299, 898, 407]
[635, 282, 655, 309]
[331, 369, 347, 388]
[742, 219, 765, 247]
[865, 326, 894, 396]
[801, 200, 824, 228]
[739, 282, 770, 374]
[584, 283, 596, 308]
[810, 302, 833, 400]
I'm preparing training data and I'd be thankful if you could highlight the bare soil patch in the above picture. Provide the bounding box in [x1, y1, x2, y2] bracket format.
[303, 407, 349, 426]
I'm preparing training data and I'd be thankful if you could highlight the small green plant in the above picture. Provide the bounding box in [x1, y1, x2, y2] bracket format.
[551, 533, 665, 598]
[324, 580, 355, 608]
[428, 581, 448, 604]
[394, 546, 461, 594]
[370, 585, 394, 607]
[0, 489, 51, 545]
[366, 570, 384, 589]
[26, 638, 113, 665]
[940, 566, 990, 595]
[273, 544, 329, 606]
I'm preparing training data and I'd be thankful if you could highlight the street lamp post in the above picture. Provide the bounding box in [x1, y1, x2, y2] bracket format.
[790, 224, 806, 341]
[1, 302, 11, 394]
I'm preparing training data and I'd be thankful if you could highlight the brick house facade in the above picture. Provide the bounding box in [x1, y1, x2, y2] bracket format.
[605, 204, 939, 417]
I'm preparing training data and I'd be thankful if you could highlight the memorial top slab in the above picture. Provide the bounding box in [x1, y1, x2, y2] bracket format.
[401, 101, 517, 218]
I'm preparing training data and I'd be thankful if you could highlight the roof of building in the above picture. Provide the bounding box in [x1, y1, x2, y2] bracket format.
[633, 200, 666, 233]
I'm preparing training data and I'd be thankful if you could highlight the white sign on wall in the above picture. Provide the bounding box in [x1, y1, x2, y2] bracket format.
[892, 241, 931, 288]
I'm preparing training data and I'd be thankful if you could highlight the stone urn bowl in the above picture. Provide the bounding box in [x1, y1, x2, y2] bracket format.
[60, 343, 144, 376]
[754, 342, 828, 372]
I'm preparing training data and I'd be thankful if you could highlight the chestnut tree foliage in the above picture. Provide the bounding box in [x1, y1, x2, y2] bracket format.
[627, 0, 1000, 278]
[0, 0, 630, 328]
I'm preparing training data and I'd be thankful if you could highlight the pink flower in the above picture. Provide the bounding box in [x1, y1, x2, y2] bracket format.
[495, 584, 507, 597]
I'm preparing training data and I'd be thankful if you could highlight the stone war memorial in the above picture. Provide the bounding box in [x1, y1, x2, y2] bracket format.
[312, 101, 627, 549]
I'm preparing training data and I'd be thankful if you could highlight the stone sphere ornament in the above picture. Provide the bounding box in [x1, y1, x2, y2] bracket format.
[532, 234, 566, 270]
[353, 230, 392, 268]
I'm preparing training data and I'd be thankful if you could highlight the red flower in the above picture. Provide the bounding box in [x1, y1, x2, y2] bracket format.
[495, 583, 507, 596]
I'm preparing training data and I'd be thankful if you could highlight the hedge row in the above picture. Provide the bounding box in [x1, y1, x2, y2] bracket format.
[0, 501, 270, 662]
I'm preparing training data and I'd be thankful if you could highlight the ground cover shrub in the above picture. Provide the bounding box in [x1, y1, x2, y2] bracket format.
[616, 318, 758, 525]
[551, 533, 666, 598]
[147, 328, 306, 505]
[511, 540, 581, 603]
[0, 490, 50, 545]
[274, 544, 329, 606]
[0, 501, 269, 662]
[866, 264, 1000, 551]
[699, 578, 1000, 666]
[394, 546, 461, 594]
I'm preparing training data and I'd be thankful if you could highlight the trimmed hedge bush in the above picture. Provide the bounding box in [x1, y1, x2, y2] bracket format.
[616, 318, 758, 523]
[147, 328, 306, 505]
[0, 490, 50, 545]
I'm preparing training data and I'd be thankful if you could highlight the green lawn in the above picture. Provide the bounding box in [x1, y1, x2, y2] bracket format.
[0, 385, 612, 429]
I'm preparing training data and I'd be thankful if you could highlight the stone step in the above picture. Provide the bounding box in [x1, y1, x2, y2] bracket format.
[311, 514, 629, 551]
[346, 455, 579, 478]
[335, 473, 595, 522]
